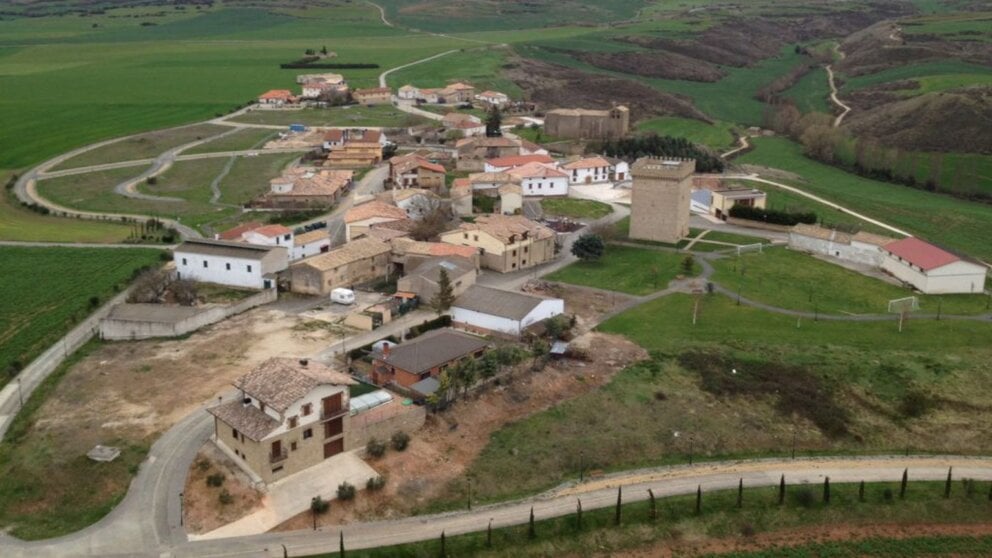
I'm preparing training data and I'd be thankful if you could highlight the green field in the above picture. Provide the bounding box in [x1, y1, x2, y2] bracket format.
[840, 60, 992, 94]
[540, 198, 612, 220]
[182, 128, 277, 155]
[546, 245, 697, 295]
[385, 47, 523, 99]
[377, 0, 647, 33]
[635, 117, 736, 150]
[781, 67, 831, 113]
[0, 247, 161, 388]
[227, 105, 428, 128]
[711, 247, 990, 315]
[51, 124, 228, 171]
[738, 137, 992, 262]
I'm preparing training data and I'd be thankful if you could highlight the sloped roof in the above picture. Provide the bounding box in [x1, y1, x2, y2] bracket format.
[295, 229, 330, 245]
[208, 400, 280, 442]
[176, 238, 278, 260]
[506, 161, 568, 179]
[562, 156, 612, 170]
[379, 328, 488, 375]
[454, 285, 551, 320]
[217, 221, 264, 241]
[250, 224, 292, 238]
[451, 214, 555, 244]
[469, 172, 520, 186]
[391, 238, 480, 260]
[232, 357, 355, 413]
[791, 223, 850, 243]
[345, 200, 407, 223]
[259, 89, 293, 100]
[487, 154, 554, 168]
[295, 237, 391, 271]
[852, 231, 898, 247]
[354, 87, 391, 95]
[883, 237, 962, 271]
[407, 256, 475, 284]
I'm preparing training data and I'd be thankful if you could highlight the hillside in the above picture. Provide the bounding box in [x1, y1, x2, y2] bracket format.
[375, 0, 648, 32]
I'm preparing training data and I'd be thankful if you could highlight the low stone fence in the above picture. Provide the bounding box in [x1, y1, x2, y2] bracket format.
[99, 288, 276, 341]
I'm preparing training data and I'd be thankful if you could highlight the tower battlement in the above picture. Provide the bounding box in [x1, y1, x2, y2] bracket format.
[630, 157, 696, 181]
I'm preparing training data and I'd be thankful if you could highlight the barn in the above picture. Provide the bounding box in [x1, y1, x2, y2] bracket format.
[880, 237, 987, 294]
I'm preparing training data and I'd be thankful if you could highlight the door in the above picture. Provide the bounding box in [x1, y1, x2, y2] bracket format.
[323, 438, 344, 459]
[322, 393, 343, 418]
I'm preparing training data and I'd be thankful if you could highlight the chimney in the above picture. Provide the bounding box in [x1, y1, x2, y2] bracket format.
[383, 343, 391, 358]
[299, 358, 309, 367]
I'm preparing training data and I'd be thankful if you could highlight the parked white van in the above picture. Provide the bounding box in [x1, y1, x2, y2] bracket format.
[330, 288, 356, 305]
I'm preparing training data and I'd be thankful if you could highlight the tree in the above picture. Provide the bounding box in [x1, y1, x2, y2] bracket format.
[321, 45, 328, 55]
[528, 507, 536, 539]
[479, 351, 499, 380]
[615, 487, 622, 525]
[648, 489, 657, 520]
[778, 474, 786, 505]
[823, 476, 831, 504]
[859, 480, 865, 502]
[128, 269, 172, 304]
[900, 468, 908, 499]
[530, 338, 550, 370]
[681, 254, 695, 275]
[410, 206, 450, 241]
[430, 268, 456, 315]
[171, 279, 199, 307]
[695, 485, 702, 515]
[571, 233, 605, 262]
[945, 467, 953, 498]
[485, 106, 503, 137]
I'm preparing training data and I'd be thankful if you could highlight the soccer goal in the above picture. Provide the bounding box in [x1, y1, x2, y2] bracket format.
[736, 243, 763, 256]
[887, 296, 919, 332]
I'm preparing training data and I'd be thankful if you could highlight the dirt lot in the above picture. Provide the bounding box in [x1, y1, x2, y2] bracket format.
[271, 329, 647, 531]
[183, 444, 263, 534]
[31, 307, 341, 459]
[264, 129, 325, 150]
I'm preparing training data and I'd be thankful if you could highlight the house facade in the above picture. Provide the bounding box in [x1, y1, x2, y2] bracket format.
[506, 162, 570, 197]
[484, 154, 555, 174]
[289, 238, 393, 295]
[292, 229, 332, 260]
[352, 87, 392, 105]
[208, 358, 355, 484]
[390, 155, 446, 191]
[562, 156, 613, 185]
[345, 200, 408, 241]
[788, 224, 896, 267]
[710, 188, 767, 219]
[264, 169, 352, 209]
[258, 89, 295, 106]
[451, 285, 565, 337]
[371, 329, 488, 389]
[475, 90, 510, 107]
[174, 239, 288, 289]
[439, 215, 556, 273]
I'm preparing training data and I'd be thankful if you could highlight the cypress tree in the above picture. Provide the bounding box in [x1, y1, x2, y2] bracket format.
[439, 531, 446, 558]
[737, 478, 744, 508]
[576, 498, 583, 531]
[528, 507, 536, 539]
[695, 485, 702, 515]
[859, 480, 865, 503]
[900, 469, 908, 499]
[339, 531, 345, 558]
[648, 489, 657, 521]
[945, 467, 953, 498]
[823, 476, 831, 504]
[615, 487, 622, 525]
[487, 519, 493, 547]
[778, 475, 786, 506]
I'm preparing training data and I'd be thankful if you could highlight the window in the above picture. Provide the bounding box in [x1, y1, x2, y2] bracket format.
[225, 263, 231, 271]
[288, 416, 298, 429]
[232, 428, 238, 439]
[291, 442, 298, 451]
[182, 258, 187, 265]
[302, 403, 312, 416]
[284, 234, 291, 241]
[512, 250, 517, 256]
[463, 233, 468, 240]
[303, 428, 313, 440]
[524, 247, 529, 253]
[203, 261, 208, 269]
[474, 235, 479, 242]
[247, 264, 253, 273]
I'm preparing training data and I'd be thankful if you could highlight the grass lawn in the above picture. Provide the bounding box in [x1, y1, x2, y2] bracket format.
[510, 125, 563, 145]
[739, 137, 992, 261]
[635, 117, 736, 150]
[51, 124, 228, 170]
[546, 245, 698, 295]
[839, 60, 992, 94]
[540, 198, 612, 219]
[781, 68, 831, 113]
[0, 246, 162, 388]
[347, 482, 992, 557]
[710, 247, 990, 316]
[182, 128, 277, 155]
[215, 152, 300, 206]
[227, 106, 429, 128]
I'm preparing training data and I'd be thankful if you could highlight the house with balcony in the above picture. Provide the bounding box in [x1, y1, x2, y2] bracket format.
[207, 358, 356, 484]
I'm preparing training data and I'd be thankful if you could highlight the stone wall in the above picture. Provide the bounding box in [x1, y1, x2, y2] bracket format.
[345, 402, 426, 451]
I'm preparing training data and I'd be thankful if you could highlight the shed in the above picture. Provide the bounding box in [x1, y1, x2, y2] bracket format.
[451, 285, 564, 336]
[410, 377, 440, 397]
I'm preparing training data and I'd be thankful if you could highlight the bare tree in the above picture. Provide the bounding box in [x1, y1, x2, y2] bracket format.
[410, 206, 451, 241]
[171, 279, 199, 307]
[128, 269, 172, 304]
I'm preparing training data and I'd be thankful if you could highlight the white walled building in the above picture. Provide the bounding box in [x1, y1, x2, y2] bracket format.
[243, 224, 294, 249]
[506, 161, 570, 197]
[174, 239, 288, 290]
[788, 224, 896, 267]
[484, 154, 555, 174]
[451, 285, 564, 337]
[880, 237, 988, 294]
[562, 156, 613, 185]
[292, 230, 332, 260]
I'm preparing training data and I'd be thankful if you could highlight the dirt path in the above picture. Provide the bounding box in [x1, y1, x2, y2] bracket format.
[720, 135, 750, 159]
[826, 44, 852, 128]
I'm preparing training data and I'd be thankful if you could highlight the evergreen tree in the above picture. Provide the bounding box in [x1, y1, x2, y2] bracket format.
[945, 467, 953, 498]
[571, 233, 605, 262]
[485, 107, 503, 137]
[615, 487, 622, 525]
[528, 507, 536, 539]
[900, 469, 908, 499]
[778, 475, 786, 506]
[430, 268, 456, 315]
[737, 478, 744, 508]
[823, 476, 831, 504]
[859, 480, 865, 502]
[695, 485, 702, 515]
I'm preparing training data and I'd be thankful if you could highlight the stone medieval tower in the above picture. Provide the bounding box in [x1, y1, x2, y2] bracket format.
[629, 157, 695, 244]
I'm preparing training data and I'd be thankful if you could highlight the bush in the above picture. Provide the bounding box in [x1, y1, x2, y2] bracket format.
[883, 488, 894, 502]
[218, 489, 233, 505]
[206, 472, 225, 487]
[311, 496, 330, 514]
[407, 315, 451, 339]
[195, 459, 210, 473]
[366, 476, 387, 491]
[729, 204, 817, 226]
[337, 481, 356, 501]
[391, 431, 410, 452]
[900, 390, 932, 418]
[366, 437, 387, 458]
[793, 488, 815, 508]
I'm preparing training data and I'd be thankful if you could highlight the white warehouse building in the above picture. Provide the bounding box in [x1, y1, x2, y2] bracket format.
[880, 237, 987, 295]
[451, 285, 564, 337]
[174, 238, 288, 290]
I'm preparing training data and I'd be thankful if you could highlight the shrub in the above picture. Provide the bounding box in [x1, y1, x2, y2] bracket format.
[311, 496, 330, 514]
[366, 437, 387, 458]
[337, 482, 356, 501]
[206, 472, 226, 487]
[900, 390, 932, 418]
[390, 431, 410, 452]
[195, 459, 210, 473]
[218, 489, 233, 505]
[883, 488, 894, 502]
[793, 488, 815, 508]
[740, 523, 756, 537]
[366, 476, 387, 491]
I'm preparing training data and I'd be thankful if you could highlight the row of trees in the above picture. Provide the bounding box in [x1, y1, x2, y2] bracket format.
[728, 204, 817, 226]
[591, 134, 725, 173]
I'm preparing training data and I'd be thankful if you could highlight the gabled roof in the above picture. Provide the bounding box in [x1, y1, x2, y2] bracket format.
[354, 87, 391, 95]
[477, 90, 507, 98]
[487, 154, 554, 168]
[295, 229, 330, 245]
[345, 200, 407, 223]
[454, 285, 551, 320]
[448, 214, 555, 244]
[233, 357, 354, 413]
[883, 237, 962, 271]
[259, 89, 293, 100]
[407, 256, 476, 284]
[208, 400, 280, 442]
[468, 172, 520, 186]
[378, 328, 488, 375]
[295, 237, 391, 271]
[506, 161, 568, 179]
[250, 224, 293, 238]
[393, 156, 445, 175]
[444, 82, 475, 91]
[562, 156, 612, 170]
[176, 238, 279, 260]
[391, 238, 480, 260]
[217, 221, 264, 241]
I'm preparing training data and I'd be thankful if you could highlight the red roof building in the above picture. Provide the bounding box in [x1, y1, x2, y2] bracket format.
[883, 237, 960, 271]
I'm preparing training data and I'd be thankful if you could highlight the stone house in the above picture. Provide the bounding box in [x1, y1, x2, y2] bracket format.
[288, 238, 392, 295]
[439, 214, 556, 273]
[544, 105, 629, 140]
[396, 256, 477, 303]
[352, 87, 392, 105]
[344, 200, 408, 241]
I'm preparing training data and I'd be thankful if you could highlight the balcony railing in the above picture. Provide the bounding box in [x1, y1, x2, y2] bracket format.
[269, 449, 288, 464]
[321, 407, 348, 421]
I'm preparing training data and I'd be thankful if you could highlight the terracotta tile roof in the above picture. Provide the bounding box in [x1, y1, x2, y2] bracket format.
[562, 156, 612, 170]
[391, 238, 479, 260]
[506, 161, 568, 179]
[251, 224, 292, 238]
[234, 357, 354, 412]
[259, 89, 293, 100]
[324, 129, 344, 141]
[487, 154, 555, 168]
[477, 90, 506, 98]
[451, 178, 471, 189]
[294, 229, 330, 245]
[345, 200, 407, 223]
[442, 112, 481, 125]
[450, 214, 555, 244]
[208, 400, 280, 442]
[469, 172, 521, 186]
[393, 156, 445, 175]
[217, 221, 264, 241]
[498, 183, 522, 195]
[354, 87, 391, 95]
[519, 140, 544, 154]
[389, 188, 438, 203]
[366, 226, 411, 241]
[295, 237, 391, 271]
[379, 328, 488, 375]
[275, 170, 352, 197]
[883, 237, 961, 271]
[457, 136, 520, 150]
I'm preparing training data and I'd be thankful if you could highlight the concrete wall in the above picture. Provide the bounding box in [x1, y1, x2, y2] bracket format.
[99, 289, 277, 341]
[725, 217, 793, 233]
[345, 403, 426, 450]
[789, 234, 885, 267]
